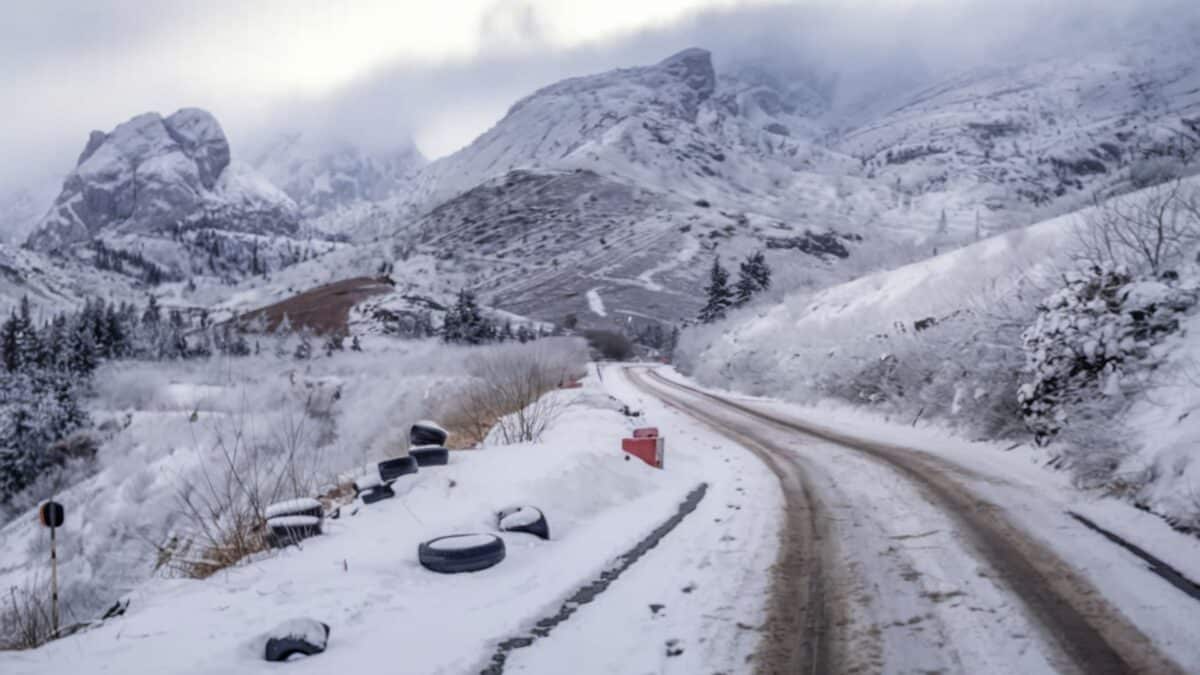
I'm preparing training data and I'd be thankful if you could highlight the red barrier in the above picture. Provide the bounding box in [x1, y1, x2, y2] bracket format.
[621, 436, 664, 469]
[632, 427, 659, 439]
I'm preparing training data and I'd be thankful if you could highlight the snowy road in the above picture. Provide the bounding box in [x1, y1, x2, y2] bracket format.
[625, 367, 1197, 675]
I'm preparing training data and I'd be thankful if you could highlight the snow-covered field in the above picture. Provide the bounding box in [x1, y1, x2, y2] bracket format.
[0, 365, 781, 674]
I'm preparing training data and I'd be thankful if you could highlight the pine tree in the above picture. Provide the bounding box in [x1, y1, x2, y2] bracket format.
[294, 331, 313, 360]
[1, 312, 18, 372]
[105, 304, 126, 359]
[734, 251, 772, 307]
[67, 322, 97, 375]
[443, 289, 495, 344]
[142, 295, 161, 327]
[698, 257, 734, 324]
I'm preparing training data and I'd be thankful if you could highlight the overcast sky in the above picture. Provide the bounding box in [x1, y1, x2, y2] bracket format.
[0, 0, 1189, 193]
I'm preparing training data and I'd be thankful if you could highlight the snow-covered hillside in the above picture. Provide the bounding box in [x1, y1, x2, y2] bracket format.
[679, 175, 1200, 532]
[0, 243, 144, 316]
[829, 26, 1200, 234]
[0, 364, 782, 674]
[252, 132, 426, 224]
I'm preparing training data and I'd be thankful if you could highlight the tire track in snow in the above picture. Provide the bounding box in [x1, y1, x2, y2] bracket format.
[637, 368, 1188, 675]
[627, 368, 839, 675]
[478, 483, 708, 675]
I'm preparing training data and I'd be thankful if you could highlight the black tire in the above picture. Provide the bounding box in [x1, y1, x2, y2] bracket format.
[418, 533, 506, 574]
[267, 516, 322, 548]
[266, 498, 323, 520]
[410, 447, 449, 467]
[410, 420, 449, 447]
[497, 506, 550, 540]
[378, 456, 418, 482]
[264, 619, 330, 662]
[360, 483, 395, 504]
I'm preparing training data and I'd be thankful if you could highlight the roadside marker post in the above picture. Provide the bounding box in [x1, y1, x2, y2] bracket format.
[38, 501, 65, 636]
[621, 427, 665, 468]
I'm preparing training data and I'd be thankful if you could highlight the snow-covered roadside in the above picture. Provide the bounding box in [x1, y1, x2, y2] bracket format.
[0, 365, 779, 674]
[502, 365, 782, 674]
[652, 366, 1200, 670]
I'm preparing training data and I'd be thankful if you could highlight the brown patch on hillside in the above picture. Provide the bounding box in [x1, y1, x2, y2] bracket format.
[238, 276, 394, 336]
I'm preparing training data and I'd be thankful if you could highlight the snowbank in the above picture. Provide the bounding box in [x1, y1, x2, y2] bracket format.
[0, 371, 699, 674]
[0, 338, 550, 627]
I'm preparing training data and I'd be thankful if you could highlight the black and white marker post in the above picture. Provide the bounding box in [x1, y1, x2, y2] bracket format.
[38, 500, 65, 636]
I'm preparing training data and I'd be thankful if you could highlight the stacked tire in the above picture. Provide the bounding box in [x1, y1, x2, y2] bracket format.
[409, 420, 450, 467]
[378, 456, 419, 482]
[265, 498, 324, 548]
[353, 470, 396, 504]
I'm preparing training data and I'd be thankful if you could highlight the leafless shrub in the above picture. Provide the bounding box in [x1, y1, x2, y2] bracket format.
[439, 339, 587, 447]
[0, 576, 66, 650]
[169, 390, 332, 579]
[1074, 179, 1200, 274]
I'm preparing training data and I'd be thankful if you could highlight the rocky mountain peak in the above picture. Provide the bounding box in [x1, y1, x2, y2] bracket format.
[26, 108, 296, 265]
[657, 48, 716, 103]
[162, 108, 231, 189]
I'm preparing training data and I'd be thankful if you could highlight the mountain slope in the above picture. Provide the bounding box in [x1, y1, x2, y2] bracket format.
[253, 133, 426, 222]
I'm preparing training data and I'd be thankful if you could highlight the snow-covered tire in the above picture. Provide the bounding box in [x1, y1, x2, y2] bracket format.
[378, 456, 418, 482]
[360, 484, 395, 505]
[497, 506, 550, 540]
[267, 515, 322, 548]
[410, 420, 449, 447]
[264, 619, 330, 662]
[418, 533, 506, 574]
[266, 498, 323, 520]
[410, 446, 449, 467]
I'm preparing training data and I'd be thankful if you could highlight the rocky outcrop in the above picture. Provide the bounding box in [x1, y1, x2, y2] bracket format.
[26, 108, 297, 254]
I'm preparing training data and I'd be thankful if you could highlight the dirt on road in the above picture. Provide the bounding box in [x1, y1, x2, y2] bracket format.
[627, 368, 1186, 675]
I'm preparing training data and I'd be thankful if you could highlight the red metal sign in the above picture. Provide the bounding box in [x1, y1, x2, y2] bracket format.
[621, 436, 665, 469]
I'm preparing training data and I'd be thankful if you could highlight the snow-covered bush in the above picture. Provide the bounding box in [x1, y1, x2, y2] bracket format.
[438, 338, 587, 446]
[1018, 263, 1198, 454]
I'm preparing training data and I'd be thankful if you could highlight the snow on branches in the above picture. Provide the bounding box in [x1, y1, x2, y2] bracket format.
[1018, 262, 1198, 444]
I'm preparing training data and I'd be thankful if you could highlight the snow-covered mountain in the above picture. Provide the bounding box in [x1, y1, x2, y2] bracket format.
[0, 185, 56, 246]
[827, 31, 1200, 234]
[9, 31, 1200, 332]
[24, 109, 314, 282]
[252, 133, 425, 222]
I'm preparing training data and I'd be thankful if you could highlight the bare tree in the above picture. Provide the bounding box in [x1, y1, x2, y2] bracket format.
[1074, 179, 1200, 274]
[169, 389, 331, 579]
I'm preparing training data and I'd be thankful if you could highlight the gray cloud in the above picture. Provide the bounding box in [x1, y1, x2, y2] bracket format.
[4, 0, 1197, 198]
[260, 0, 1197, 157]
